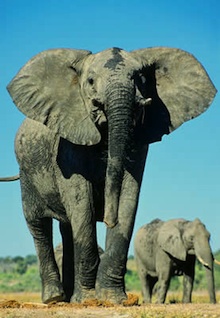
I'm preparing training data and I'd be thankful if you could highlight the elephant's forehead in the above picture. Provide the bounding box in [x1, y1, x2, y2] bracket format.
[91, 48, 137, 70]
[95, 47, 126, 61]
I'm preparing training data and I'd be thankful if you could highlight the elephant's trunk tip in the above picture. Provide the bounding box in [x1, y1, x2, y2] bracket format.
[103, 216, 118, 228]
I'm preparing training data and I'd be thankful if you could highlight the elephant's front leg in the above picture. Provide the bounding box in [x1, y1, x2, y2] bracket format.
[156, 274, 171, 303]
[28, 217, 64, 303]
[182, 273, 194, 303]
[155, 251, 172, 303]
[65, 176, 99, 303]
[96, 171, 143, 303]
[182, 256, 195, 303]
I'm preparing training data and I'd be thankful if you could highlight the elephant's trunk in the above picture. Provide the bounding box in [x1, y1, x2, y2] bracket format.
[195, 241, 216, 303]
[204, 263, 216, 303]
[104, 82, 135, 228]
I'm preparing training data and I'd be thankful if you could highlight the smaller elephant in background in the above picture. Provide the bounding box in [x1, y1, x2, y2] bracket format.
[134, 218, 216, 304]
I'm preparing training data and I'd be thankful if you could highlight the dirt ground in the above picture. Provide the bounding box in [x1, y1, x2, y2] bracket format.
[1, 292, 220, 318]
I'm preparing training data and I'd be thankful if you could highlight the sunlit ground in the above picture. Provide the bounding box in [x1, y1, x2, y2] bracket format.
[0, 290, 220, 304]
[1, 291, 220, 318]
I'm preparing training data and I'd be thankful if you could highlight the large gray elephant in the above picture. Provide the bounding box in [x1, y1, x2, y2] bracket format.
[134, 218, 216, 304]
[6, 47, 216, 304]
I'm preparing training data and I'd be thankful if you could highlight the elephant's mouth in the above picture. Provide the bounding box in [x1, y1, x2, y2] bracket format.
[91, 95, 152, 129]
[92, 98, 104, 109]
[187, 248, 195, 255]
[91, 99, 107, 127]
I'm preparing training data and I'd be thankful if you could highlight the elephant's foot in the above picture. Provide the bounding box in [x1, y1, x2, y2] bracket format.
[95, 254, 127, 304]
[155, 296, 165, 304]
[70, 288, 96, 303]
[142, 297, 152, 304]
[96, 285, 127, 304]
[42, 281, 65, 304]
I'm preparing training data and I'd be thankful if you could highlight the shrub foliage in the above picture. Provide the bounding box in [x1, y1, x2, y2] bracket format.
[0, 251, 220, 293]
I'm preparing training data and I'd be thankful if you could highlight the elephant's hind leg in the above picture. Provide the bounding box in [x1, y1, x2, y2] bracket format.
[27, 217, 65, 303]
[136, 259, 154, 303]
[143, 275, 157, 303]
[20, 175, 64, 303]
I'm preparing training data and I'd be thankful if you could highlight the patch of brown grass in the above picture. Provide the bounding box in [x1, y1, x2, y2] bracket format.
[0, 292, 220, 318]
[0, 292, 41, 303]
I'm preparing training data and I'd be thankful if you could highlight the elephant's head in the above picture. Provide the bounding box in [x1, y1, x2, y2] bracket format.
[158, 218, 216, 303]
[158, 218, 213, 265]
[7, 47, 216, 228]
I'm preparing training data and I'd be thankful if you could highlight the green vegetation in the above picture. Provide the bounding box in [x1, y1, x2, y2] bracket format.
[0, 251, 220, 293]
[0, 255, 41, 292]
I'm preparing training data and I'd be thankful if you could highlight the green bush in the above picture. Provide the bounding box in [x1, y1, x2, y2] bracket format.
[0, 251, 220, 293]
[125, 268, 141, 291]
[0, 255, 41, 293]
[169, 276, 181, 291]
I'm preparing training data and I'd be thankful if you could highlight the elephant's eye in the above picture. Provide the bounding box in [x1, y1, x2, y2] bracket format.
[88, 77, 94, 85]
[189, 235, 194, 242]
[69, 66, 78, 75]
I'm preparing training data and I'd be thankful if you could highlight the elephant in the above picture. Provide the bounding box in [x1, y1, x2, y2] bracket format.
[6, 46, 216, 304]
[134, 218, 216, 304]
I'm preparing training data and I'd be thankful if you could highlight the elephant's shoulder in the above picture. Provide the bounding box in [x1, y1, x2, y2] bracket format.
[18, 118, 55, 136]
[16, 118, 57, 145]
[15, 118, 58, 165]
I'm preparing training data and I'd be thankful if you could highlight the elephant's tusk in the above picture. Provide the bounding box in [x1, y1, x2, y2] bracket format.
[133, 96, 153, 126]
[197, 255, 210, 268]
[144, 97, 152, 105]
[214, 259, 220, 266]
[137, 97, 152, 106]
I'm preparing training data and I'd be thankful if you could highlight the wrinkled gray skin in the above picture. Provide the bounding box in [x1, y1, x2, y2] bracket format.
[7, 47, 216, 304]
[54, 242, 104, 301]
[134, 218, 216, 304]
[54, 243, 104, 281]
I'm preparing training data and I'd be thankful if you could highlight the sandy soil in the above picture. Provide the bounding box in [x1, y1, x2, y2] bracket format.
[1, 293, 220, 318]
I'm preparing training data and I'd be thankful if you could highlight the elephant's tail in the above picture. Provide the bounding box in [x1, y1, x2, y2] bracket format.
[0, 174, 20, 182]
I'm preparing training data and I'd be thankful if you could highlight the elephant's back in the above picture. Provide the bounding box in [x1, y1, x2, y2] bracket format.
[134, 219, 163, 274]
[134, 219, 163, 254]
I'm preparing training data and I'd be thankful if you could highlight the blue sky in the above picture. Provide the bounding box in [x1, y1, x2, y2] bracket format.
[0, 0, 219, 257]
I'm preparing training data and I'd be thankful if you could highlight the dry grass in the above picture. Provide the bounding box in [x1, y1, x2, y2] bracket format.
[0, 292, 220, 317]
[0, 292, 41, 303]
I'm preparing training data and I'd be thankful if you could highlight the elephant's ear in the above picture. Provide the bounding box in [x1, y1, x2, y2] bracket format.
[131, 47, 217, 143]
[7, 49, 101, 145]
[158, 221, 186, 261]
